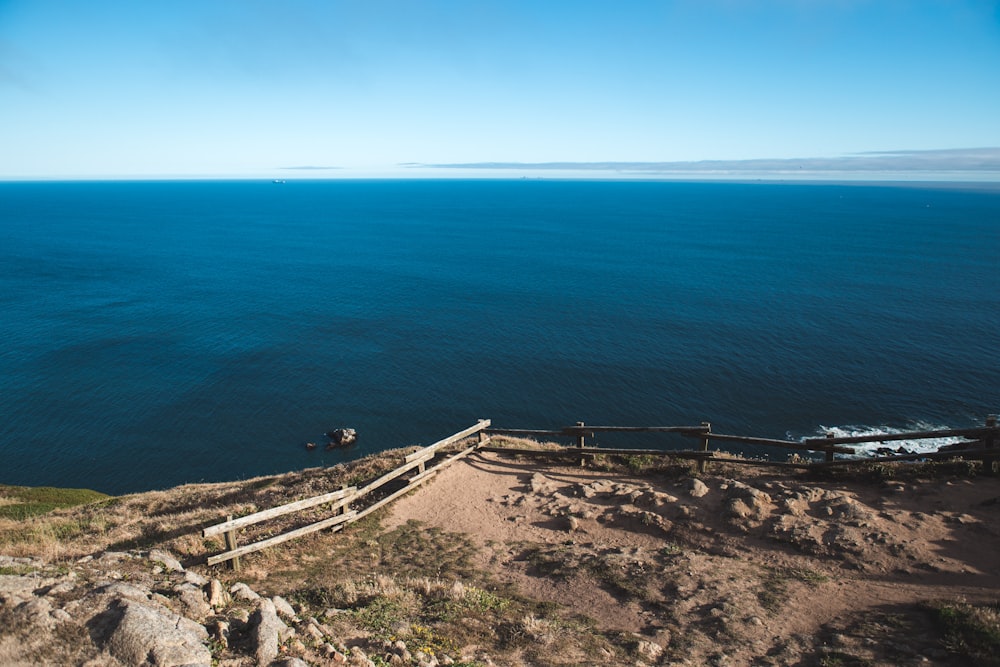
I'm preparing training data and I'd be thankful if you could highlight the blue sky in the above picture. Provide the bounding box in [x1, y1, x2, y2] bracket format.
[1, 0, 998, 179]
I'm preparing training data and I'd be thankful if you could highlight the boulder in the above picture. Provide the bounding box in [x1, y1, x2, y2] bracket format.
[251, 598, 283, 665]
[104, 598, 211, 667]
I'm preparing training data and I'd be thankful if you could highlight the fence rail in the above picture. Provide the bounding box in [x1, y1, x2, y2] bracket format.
[202, 420, 491, 569]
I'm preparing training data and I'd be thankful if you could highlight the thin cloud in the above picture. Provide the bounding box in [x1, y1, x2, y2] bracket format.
[280, 166, 343, 171]
[418, 148, 1000, 173]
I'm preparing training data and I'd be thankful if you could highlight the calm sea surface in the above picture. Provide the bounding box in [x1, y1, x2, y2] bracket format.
[1, 180, 998, 493]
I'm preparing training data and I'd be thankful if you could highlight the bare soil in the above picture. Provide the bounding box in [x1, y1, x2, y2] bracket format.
[380, 451, 1000, 665]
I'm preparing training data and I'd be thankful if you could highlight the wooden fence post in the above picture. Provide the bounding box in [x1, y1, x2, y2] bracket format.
[986, 414, 998, 475]
[698, 422, 711, 473]
[224, 515, 241, 572]
[825, 432, 836, 463]
[576, 421, 586, 467]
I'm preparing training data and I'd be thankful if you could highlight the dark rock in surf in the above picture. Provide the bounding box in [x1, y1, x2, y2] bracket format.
[325, 428, 357, 449]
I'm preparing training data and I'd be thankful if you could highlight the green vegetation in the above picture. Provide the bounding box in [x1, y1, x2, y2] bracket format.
[930, 601, 1000, 666]
[0, 484, 110, 520]
[757, 566, 829, 613]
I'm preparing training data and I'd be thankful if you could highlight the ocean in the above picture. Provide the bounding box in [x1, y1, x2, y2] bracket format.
[1, 179, 997, 494]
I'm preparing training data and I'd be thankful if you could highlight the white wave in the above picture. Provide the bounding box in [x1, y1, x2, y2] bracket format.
[807, 421, 967, 458]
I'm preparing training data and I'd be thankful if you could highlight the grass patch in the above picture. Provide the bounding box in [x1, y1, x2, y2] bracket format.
[0, 485, 109, 520]
[756, 566, 827, 613]
[523, 545, 655, 602]
[930, 601, 1000, 666]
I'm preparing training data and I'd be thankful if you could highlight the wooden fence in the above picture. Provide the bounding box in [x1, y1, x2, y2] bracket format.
[202, 414, 997, 568]
[483, 414, 999, 472]
[202, 420, 491, 569]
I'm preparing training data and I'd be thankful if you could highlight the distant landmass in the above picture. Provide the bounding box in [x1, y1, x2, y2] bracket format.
[413, 147, 1000, 175]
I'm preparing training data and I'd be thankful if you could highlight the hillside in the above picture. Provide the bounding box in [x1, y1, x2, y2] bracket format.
[2, 442, 999, 666]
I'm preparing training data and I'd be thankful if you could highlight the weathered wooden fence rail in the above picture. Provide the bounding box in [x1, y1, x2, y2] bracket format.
[203, 420, 491, 569]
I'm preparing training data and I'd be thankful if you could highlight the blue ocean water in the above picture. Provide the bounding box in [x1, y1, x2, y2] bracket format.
[1, 180, 998, 494]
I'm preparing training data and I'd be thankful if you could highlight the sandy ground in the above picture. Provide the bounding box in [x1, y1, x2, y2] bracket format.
[383, 451, 1000, 665]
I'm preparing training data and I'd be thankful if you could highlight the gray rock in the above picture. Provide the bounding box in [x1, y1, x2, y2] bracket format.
[95, 581, 152, 603]
[51, 607, 73, 623]
[252, 598, 282, 665]
[0, 574, 42, 605]
[271, 659, 308, 667]
[149, 549, 184, 573]
[17, 596, 55, 629]
[184, 570, 209, 587]
[105, 598, 211, 667]
[230, 582, 261, 601]
[44, 580, 77, 596]
[272, 595, 297, 619]
[174, 582, 211, 620]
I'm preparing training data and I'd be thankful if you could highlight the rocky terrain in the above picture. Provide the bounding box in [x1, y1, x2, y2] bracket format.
[1, 443, 999, 665]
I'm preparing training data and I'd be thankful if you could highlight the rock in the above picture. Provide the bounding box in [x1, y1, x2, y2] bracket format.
[565, 516, 580, 532]
[51, 607, 73, 623]
[636, 639, 664, 662]
[231, 582, 261, 601]
[208, 578, 229, 609]
[184, 571, 209, 587]
[326, 428, 358, 447]
[95, 582, 152, 603]
[272, 595, 297, 619]
[104, 598, 211, 667]
[17, 596, 55, 629]
[305, 621, 325, 641]
[688, 479, 710, 498]
[349, 645, 374, 666]
[252, 598, 283, 665]
[0, 574, 42, 606]
[725, 498, 753, 519]
[272, 659, 309, 667]
[230, 608, 251, 625]
[44, 580, 77, 596]
[148, 549, 184, 573]
[211, 619, 230, 649]
[174, 582, 211, 620]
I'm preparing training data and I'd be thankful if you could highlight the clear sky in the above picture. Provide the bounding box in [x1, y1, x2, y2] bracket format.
[1, 0, 998, 179]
